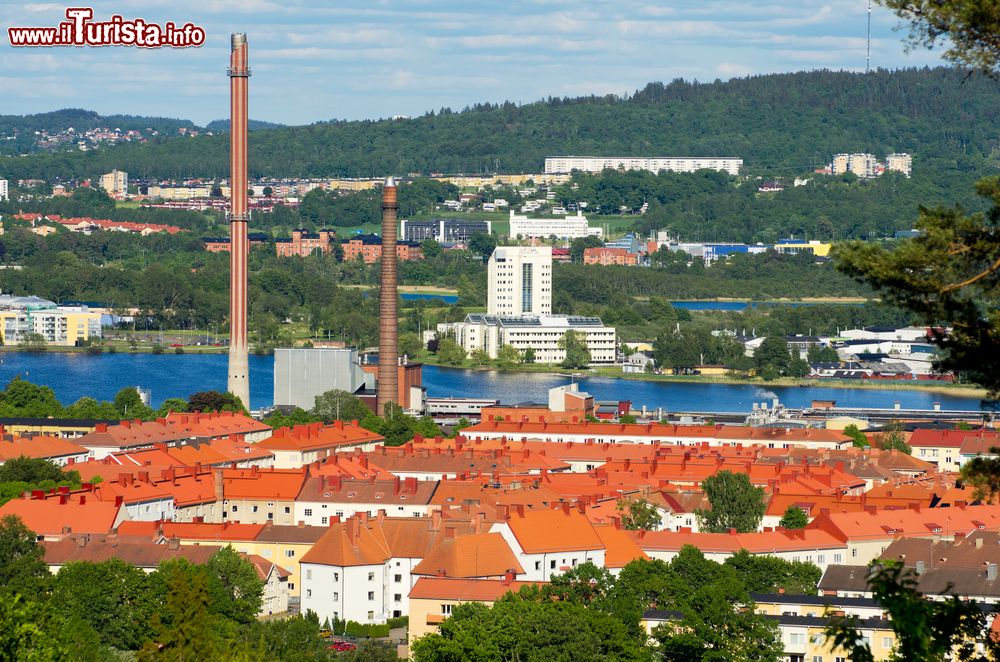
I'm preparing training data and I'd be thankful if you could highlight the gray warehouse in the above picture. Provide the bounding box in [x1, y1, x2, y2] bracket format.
[273, 348, 373, 411]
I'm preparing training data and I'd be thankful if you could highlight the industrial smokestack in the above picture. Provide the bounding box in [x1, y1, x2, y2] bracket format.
[227, 32, 251, 410]
[377, 177, 399, 416]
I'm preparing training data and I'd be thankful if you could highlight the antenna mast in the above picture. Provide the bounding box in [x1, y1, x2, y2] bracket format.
[866, 0, 872, 73]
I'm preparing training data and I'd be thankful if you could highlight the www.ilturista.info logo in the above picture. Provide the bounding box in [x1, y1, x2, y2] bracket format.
[7, 7, 205, 48]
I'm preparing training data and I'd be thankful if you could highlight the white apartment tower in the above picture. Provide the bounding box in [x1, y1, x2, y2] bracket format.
[487, 246, 552, 316]
[885, 153, 912, 177]
[0, 179, 8, 202]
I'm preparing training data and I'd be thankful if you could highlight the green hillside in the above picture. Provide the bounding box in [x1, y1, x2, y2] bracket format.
[1, 67, 999, 180]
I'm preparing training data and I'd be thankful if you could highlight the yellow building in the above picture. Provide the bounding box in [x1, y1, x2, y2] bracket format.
[0, 304, 101, 347]
[774, 240, 832, 257]
[328, 179, 380, 192]
[643, 608, 897, 661]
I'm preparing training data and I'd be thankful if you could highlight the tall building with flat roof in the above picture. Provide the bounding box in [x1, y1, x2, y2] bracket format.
[544, 156, 742, 176]
[99, 170, 128, 196]
[0, 179, 8, 202]
[885, 153, 912, 177]
[487, 246, 552, 316]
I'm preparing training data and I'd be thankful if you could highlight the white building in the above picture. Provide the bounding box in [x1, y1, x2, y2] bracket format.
[439, 313, 617, 364]
[0, 179, 8, 202]
[544, 156, 743, 176]
[487, 245, 552, 316]
[507, 210, 601, 240]
[831, 153, 879, 178]
[885, 153, 912, 177]
[99, 170, 128, 196]
[489, 506, 606, 581]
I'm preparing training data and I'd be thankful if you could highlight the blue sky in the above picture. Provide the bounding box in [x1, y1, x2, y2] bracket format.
[0, 1, 946, 126]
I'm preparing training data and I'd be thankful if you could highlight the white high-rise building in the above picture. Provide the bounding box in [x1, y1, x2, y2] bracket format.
[0, 179, 8, 202]
[885, 153, 912, 177]
[544, 156, 743, 176]
[487, 246, 552, 316]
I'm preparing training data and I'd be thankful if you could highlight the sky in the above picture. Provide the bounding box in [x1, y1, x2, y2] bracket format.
[0, 1, 948, 127]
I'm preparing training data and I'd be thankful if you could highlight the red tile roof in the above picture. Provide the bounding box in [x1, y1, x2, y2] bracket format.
[409, 576, 541, 602]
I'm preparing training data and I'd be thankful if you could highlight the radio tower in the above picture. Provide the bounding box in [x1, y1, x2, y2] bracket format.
[866, 0, 872, 73]
[227, 33, 251, 410]
[377, 177, 399, 416]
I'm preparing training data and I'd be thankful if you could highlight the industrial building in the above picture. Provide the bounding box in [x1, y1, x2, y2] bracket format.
[400, 219, 492, 244]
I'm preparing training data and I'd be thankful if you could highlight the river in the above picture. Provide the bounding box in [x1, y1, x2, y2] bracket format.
[0, 352, 984, 413]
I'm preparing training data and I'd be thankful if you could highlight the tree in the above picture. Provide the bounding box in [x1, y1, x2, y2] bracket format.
[341, 639, 399, 662]
[311, 389, 371, 423]
[843, 424, 870, 448]
[204, 546, 264, 625]
[522, 346, 536, 364]
[236, 612, 332, 662]
[156, 398, 189, 417]
[114, 386, 153, 420]
[0, 456, 70, 485]
[467, 232, 497, 261]
[874, 422, 911, 454]
[420, 238, 442, 259]
[399, 332, 423, 360]
[825, 560, 1000, 662]
[559, 330, 591, 369]
[470, 347, 489, 366]
[878, 0, 1000, 74]
[697, 471, 766, 533]
[0, 377, 64, 418]
[436, 337, 467, 366]
[569, 235, 604, 262]
[807, 343, 839, 363]
[0, 514, 50, 596]
[616, 497, 663, 531]
[778, 505, 809, 529]
[139, 561, 223, 661]
[51, 558, 156, 651]
[723, 550, 821, 595]
[496, 344, 523, 370]
[187, 390, 245, 413]
[0, 594, 90, 661]
[754, 336, 791, 374]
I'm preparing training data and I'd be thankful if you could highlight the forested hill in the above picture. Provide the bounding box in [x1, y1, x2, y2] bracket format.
[2, 67, 999, 180]
[0, 109, 199, 155]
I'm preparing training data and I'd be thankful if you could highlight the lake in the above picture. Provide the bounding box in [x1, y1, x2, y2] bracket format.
[0, 352, 984, 413]
[400, 294, 861, 311]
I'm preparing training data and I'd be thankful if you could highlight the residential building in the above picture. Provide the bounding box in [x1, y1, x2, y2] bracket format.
[256, 421, 384, 469]
[583, 247, 638, 265]
[400, 219, 492, 244]
[299, 513, 481, 624]
[487, 246, 552, 316]
[490, 504, 607, 581]
[439, 313, 617, 364]
[294, 475, 438, 524]
[0, 295, 102, 347]
[908, 428, 994, 470]
[544, 156, 743, 176]
[0, 434, 90, 466]
[773, 239, 832, 257]
[0, 179, 7, 201]
[274, 229, 336, 257]
[508, 210, 602, 240]
[203, 232, 268, 253]
[831, 153, 879, 178]
[99, 169, 128, 196]
[0, 491, 127, 540]
[885, 153, 912, 177]
[342, 234, 423, 264]
[408, 576, 539, 648]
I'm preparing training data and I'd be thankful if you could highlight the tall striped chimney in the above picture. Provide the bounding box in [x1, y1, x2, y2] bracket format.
[227, 33, 251, 410]
[377, 177, 399, 416]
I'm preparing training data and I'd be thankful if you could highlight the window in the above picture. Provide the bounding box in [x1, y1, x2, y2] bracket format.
[368, 592, 375, 600]
[834, 553, 843, 564]
[334, 572, 339, 581]
[321, 517, 328, 525]
[252, 505, 258, 513]
[817, 554, 825, 565]
[882, 637, 892, 648]
[306, 589, 312, 598]
[789, 632, 805, 645]
[305, 569, 312, 580]
[550, 560, 556, 569]
[394, 574, 402, 583]
[812, 657, 824, 662]
[285, 550, 295, 558]
[368, 572, 375, 581]
[284, 506, 290, 514]
[267, 513, 273, 520]
[535, 561, 541, 570]
[231, 505, 238, 513]
[367, 611, 374, 620]
[852, 548, 858, 558]
[304, 508, 313, 517]
[441, 604, 453, 615]
[394, 594, 402, 602]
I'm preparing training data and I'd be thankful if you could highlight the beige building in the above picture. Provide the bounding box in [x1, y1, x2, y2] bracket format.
[885, 153, 912, 177]
[0, 296, 102, 347]
[99, 170, 128, 196]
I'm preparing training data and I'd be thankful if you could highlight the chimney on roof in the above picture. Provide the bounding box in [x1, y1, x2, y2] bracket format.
[76, 534, 88, 548]
[114, 496, 123, 507]
[915, 560, 926, 575]
[977, 537, 984, 549]
[405, 477, 418, 494]
[168, 537, 180, 550]
[214, 470, 224, 501]
[502, 570, 515, 585]
[78, 495, 86, 505]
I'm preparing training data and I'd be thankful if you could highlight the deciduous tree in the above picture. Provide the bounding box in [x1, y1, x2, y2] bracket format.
[697, 471, 766, 533]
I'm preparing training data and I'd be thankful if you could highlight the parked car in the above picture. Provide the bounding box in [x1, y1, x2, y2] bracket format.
[327, 641, 357, 652]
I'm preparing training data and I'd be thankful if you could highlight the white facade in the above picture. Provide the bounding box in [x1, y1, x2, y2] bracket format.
[490, 521, 605, 581]
[439, 314, 617, 365]
[507, 210, 602, 240]
[0, 179, 8, 202]
[487, 246, 552, 316]
[544, 156, 743, 176]
[300, 554, 426, 623]
[831, 153, 878, 178]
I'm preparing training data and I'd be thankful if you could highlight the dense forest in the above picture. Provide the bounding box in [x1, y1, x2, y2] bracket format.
[1, 68, 998, 181]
